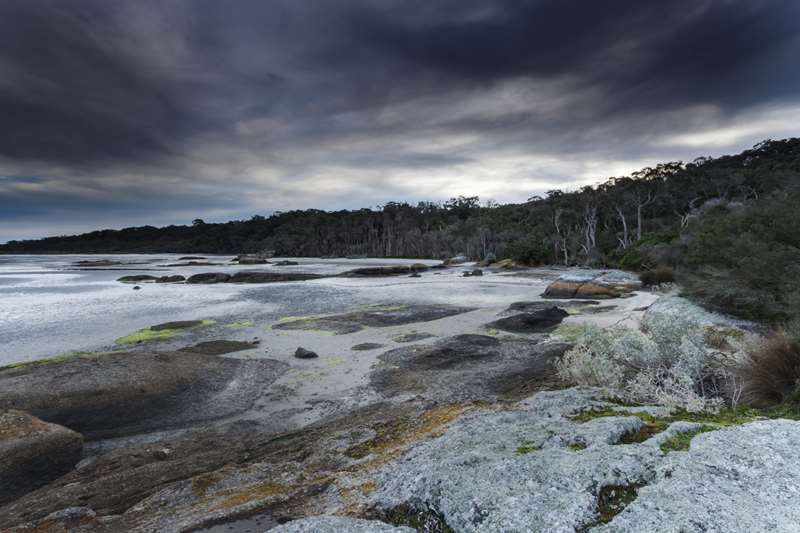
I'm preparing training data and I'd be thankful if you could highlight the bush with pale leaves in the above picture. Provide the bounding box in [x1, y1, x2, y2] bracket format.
[556, 296, 744, 412]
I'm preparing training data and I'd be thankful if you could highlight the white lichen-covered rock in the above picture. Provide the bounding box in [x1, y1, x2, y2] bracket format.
[369, 388, 800, 532]
[271, 516, 413, 532]
[594, 419, 800, 533]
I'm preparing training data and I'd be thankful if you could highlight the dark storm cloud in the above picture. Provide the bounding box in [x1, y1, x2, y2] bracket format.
[1, 0, 799, 242]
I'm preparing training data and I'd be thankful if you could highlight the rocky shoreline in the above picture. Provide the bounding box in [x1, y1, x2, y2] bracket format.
[2, 261, 798, 532]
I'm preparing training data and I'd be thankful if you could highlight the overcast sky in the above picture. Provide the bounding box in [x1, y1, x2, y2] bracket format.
[1, 0, 799, 242]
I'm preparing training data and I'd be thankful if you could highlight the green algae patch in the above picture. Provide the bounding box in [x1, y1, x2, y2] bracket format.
[0, 350, 124, 371]
[515, 440, 539, 455]
[621, 421, 669, 444]
[660, 426, 715, 453]
[115, 319, 215, 345]
[226, 320, 254, 330]
[572, 403, 800, 432]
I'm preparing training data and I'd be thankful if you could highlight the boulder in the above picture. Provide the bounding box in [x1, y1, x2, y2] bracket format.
[0, 351, 287, 439]
[117, 275, 159, 283]
[371, 334, 569, 401]
[339, 264, 429, 277]
[351, 343, 385, 351]
[150, 320, 205, 331]
[73, 259, 124, 267]
[179, 340, 259, 355]
[0, 410, 83, 505]
[542, 271, 642, 299]
[161, 261, 220, 267]
[235, 254, 271, 264]
[392, 332, 434, 343]
[294, 347, 319, 359]
[156, 275, 185, 283]
[273, 304, 474, 335]
[462, 268, 483, 277]
[486, 307, 568, 334]
[228, 271, 323, 283]
[186, 272, 231, 284]
[369, 388, 800, 533]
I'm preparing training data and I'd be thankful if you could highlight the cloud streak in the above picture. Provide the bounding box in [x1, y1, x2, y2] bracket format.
[1, 0, 799, 242]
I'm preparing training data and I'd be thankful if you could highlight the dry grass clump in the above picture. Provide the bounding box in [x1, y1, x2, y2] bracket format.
[735, 334, 800, 408]
[639, 266, 675, 287]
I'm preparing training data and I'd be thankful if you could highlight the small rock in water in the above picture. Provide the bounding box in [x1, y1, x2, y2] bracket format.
[463, 269, 483, 277]
[133, 286, 141, 290]
[409, 273, 422, 278]
[294, 347, 318, 359]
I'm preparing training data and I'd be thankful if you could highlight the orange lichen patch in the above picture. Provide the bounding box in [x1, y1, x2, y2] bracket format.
[0, 410, 51, 439]
[360, 480, 377, 494]
[575, 283, 619, 299]
[344, 403, 473, 472]
[219, 481, 294, 509]
[191, 470, 227, 499]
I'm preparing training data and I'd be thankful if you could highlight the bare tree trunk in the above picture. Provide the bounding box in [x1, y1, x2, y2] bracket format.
[615, 206, 630, 249]
[582, 205, 597, 255]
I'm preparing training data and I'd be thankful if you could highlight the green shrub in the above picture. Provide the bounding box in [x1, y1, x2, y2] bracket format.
[679, 193, 800, 325]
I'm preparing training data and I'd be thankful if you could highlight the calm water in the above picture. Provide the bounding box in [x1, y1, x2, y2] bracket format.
[0, 254, 453, 365]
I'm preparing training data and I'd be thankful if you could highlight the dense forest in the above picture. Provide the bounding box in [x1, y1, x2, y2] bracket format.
[4, 138, 800, 325]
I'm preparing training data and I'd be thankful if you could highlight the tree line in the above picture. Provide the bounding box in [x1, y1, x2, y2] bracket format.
[4, 138, 798, 267]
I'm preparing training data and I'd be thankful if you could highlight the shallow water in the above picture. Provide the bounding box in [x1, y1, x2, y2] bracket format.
[2, 254, 556, 365]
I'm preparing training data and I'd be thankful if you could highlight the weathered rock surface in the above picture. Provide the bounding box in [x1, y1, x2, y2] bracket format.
[0, 351, 287, 439]
[351, 343, 386, 351]
[273, 516, 413, 532]
[486, 307, 568, 334]
[339, 264, 430, 277]
[179, 340, 259, 355]
[235, 254, 271, 264]
[392, 332, 435, 343]
[73, 259, 126, 267]
[371, 334, 569, 400]
[0, 410, 83, 505]
[368, 388, 800, 532]
[506, 300, 600, 313]
[150, 320, 205, 331]
[228, 271, 323, 283]
[161, 261, 221, 267]
[156, 274, 185, 283]
[186, 272, 232, 284]
[273, 304, 474, 335]
[543, 271, 642, 299]
[117, 274, 159, 283]
[0, 400, 459, 532]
